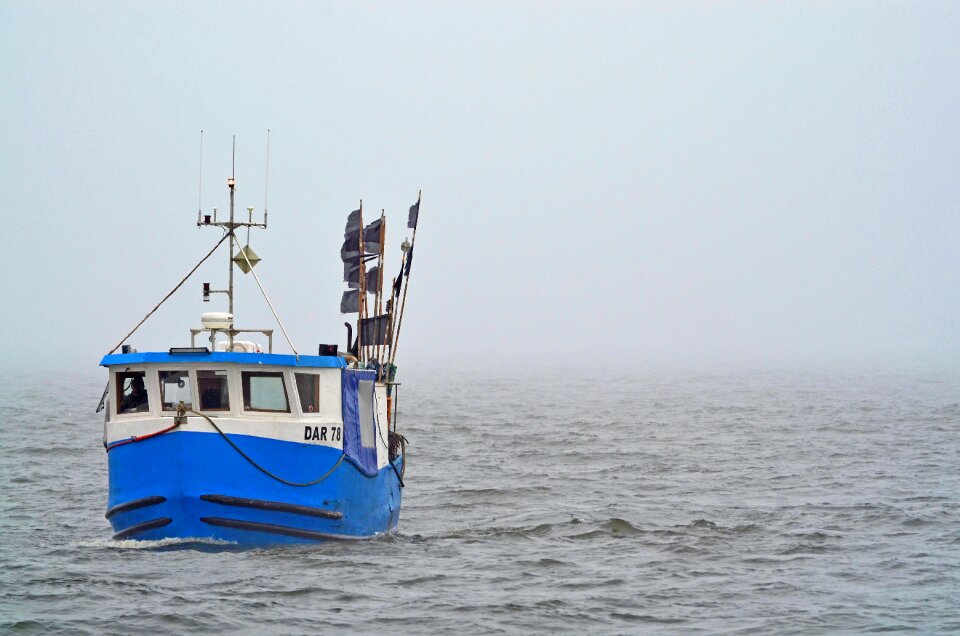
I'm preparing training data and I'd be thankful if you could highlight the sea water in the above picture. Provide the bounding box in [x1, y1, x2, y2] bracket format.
[1, 364, 958, 634]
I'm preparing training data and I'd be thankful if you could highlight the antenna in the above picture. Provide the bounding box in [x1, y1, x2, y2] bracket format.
[228, 135, 237, 348]
[197, 130, 204, 225]
[264, 129, 271, 228]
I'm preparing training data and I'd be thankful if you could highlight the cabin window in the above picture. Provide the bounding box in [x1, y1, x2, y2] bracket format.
[295, 373, 320, 414]
[117, 371, 149, 414]
[159, 371, 192, 411]
[198, 370, 230, 411]
[241, 371, 290, 413]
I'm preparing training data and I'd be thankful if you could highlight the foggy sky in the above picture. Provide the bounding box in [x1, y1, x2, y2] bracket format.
[1, 1, 958, 372]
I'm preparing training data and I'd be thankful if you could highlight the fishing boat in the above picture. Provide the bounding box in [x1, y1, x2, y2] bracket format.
[98, 142, 421, 544]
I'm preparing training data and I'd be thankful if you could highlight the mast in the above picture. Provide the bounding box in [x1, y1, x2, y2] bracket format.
[385, 248, 405, 368]
[389, 191, 420, 369]
[357, 200, 365, 363]
[374, 210, 386, 368]
[227, 136, 236, 349]
[197, 130, 204, 225]
[196, 136, 268, 351]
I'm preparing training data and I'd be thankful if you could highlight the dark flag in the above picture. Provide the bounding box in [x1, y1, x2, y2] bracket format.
[367, 266, 381, 293]
[408, 199, 419, 229]
[363, 218, 383, 254]
[340, 289, 360, 314]
[344, 220, 382, 254]
[342, 230, 359, 250]
[341, 232, 361, 262]
[341, 245, 361, 264]
[348, 266, 380, 293]
[344, 263, 360, 285]
[361, 314, 392, 345]
[392, 273, 402, 298]
[404, 245, 413, 277]
[344, 261, 358, 283]
[344, 208, 361, 235]
[343, 252, 377, 267]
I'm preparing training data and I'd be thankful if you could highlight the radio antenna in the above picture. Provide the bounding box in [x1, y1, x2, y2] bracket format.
[264, 129, 271, 227]
[197, 130, 204, 224]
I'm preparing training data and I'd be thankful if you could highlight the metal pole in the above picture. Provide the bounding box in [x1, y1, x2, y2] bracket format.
[389, 191, 420, 368]
[356, 200, 364, 364]
[227, 136, 236, 350]
[392, 384, 399, 433]
[385, 248, 405, 367]
[264, 129, 270, 218]
[197, 130, 204, 224]
[374, 211, 386, 372]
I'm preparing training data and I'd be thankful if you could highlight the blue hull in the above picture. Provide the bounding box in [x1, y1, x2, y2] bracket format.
[106, 431, 403, 544]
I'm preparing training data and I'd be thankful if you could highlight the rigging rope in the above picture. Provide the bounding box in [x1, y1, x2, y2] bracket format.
[231, 234, 298, 356]
[106, 232, 231, 355]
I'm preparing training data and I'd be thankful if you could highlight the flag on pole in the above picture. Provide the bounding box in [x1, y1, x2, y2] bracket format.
[407, 199, 419, 229]
[344, 208, 361, 235]
[340, 289, 360, 314]
[363, 218, 382, 254]
[361, 314, 392, 345]
[347, 266, 380, 293]
[341, 245, 361, 264]
[341, 231, 361, 263]
[344, 261, 357, 282]
[343, 252, 377, 267]
[364, 218, 382, 242]
[343, 219, 382, 255]
[366, 266, 381, 293]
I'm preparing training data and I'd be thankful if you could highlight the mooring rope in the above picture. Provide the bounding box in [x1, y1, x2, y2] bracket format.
[372, 388, 406, 487]
[104, 420, 183, 452]
[189, 409, 342, 487]
[106, 232, 231, 355]
[104, 406, 344, 487]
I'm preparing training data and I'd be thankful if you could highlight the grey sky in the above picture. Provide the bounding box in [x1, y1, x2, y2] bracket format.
[1, 1, 957, 371]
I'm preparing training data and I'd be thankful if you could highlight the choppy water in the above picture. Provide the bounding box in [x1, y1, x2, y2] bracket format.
[1, 365, 958, 634]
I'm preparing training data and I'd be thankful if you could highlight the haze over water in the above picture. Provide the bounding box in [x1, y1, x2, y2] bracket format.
[1, 2, 958, 370]
[2, 365, 958, 633]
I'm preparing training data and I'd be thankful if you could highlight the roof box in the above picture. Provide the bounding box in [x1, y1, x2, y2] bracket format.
[216, 340, 262, 353]
[201, 312, 233, 330]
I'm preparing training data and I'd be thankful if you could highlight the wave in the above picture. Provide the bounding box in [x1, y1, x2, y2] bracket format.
[410, 517, 773, 544]
[72, 536, 237, 551]
[416, 517, 647, 542]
